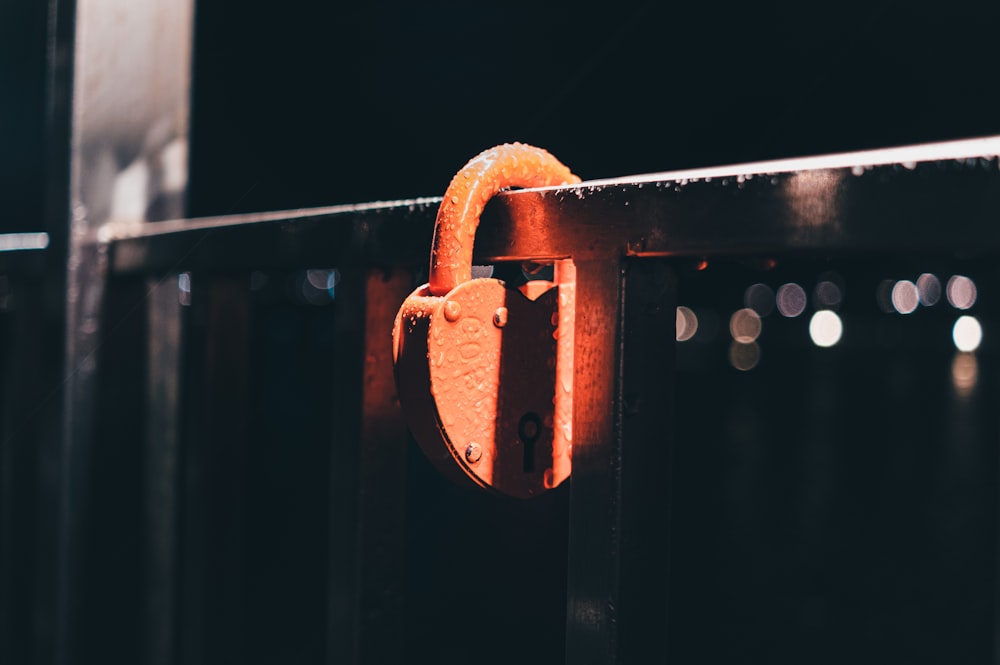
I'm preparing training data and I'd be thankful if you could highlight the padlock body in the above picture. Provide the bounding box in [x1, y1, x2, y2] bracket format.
[393, 277, 559, 498]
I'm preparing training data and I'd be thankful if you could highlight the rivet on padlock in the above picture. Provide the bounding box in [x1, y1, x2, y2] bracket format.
[392, 143, 580, 498]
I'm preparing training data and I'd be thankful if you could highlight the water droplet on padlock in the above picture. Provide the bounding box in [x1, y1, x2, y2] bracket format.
[459, 342, 481, 359]
[493, 307, 508, 328]
[465, 443, 482, 464]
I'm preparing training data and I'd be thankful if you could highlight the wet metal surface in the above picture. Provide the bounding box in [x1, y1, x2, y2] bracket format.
[106, 136, 1000, 275]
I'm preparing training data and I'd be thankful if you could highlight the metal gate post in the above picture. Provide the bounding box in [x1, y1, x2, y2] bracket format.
[144, 275, 184, 665]
[39, 0, 195, 662]
[565, 258, 675, 663]
[328, 265, 413, 665]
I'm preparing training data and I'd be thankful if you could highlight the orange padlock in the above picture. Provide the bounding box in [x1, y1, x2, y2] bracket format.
[392, 143, 580, 498]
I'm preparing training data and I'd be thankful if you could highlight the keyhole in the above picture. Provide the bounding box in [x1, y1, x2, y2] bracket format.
[518, 412, 542, 473]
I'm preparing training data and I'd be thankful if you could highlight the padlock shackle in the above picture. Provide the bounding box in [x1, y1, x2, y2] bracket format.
[428, 143, 581, 297]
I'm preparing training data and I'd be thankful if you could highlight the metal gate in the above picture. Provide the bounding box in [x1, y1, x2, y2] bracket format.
[2, 2, 1000, 664]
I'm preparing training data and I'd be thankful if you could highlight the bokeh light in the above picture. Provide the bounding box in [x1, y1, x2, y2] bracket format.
[776, 283, 807, 317]
[178, 272, 191, 306]
[813, 280, 842, 309]
[729, 308, 762, 343]
[729, 341, 760, 371]
[952, 315, 982, 352]
[952, 352, 978, 396]
[744, 283, 775, 316]
[891, 280, 919, 314]
[676, 306, 698, 342]
[809, 310, 843, 347]
[916, 273, 941, 306]
[947, 275, 977, 310]
[299, 268, 338, 305]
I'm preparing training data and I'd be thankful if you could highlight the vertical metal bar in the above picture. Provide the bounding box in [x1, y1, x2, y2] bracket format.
[41, 0, 194, 663]
[145, 276, 183, 665]
[327, 266, 413, 665]
[564, 258, 624, 663]
[174, 276, 209, 665]
[177, 275, 250, 664]
[206, 276, 251, 662]
[356, 268, 412, 665]
[57, 238, 108, 665]
[327, 264, 365, 664]
[616, 259, 674, 662]
[79, 274, 148, 662]
[564, 258, 674, 663]
[36, 0, 76, 661]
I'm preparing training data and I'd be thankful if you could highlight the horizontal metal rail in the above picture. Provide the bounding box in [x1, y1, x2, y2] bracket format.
[96, 135, 1000, 275]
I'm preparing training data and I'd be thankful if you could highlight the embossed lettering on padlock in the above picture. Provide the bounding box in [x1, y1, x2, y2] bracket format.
[392, 143, 579, 498]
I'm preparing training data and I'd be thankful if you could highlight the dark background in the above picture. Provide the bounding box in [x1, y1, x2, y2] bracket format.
[4, 1, 1000, 221]
[187, 1, 1000, 216]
